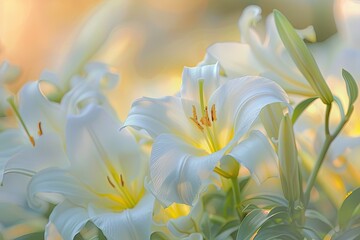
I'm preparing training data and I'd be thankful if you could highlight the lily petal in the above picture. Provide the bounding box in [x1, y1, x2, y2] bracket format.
[46, 200, 89, 240]
[150, 133, 226, 205]
[209, 76, 289, 142]
[66, 104, 144, 189]
[205, 43, 259, 78]
[28, 168, 98, 209]
[334, 0, 360, 48]
[89, 193, 154, 240]
[124, 96, 198, 141]
[18, 82, 64, 137]
[180, 63, 221, 114]
[3, 133, 67, 183]
[228, 131, 278, 184]
[51, 0, 129, 91]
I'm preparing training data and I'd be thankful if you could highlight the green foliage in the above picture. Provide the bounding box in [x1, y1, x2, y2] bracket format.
[14, 232, 44, 240]
[236, 209, 268, 240]
[150, 232, 170, 240]
[338, 188, 360, 230]
[292, 97, 319, 124]
[342, 69, 358, 108]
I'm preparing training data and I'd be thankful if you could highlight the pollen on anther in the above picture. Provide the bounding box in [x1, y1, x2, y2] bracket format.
[107, 176, 116, 188]
[192, 105, 198, 120]
[38, 122, 43, 136]
[29, 136, 35, 147]
[190, 117, 204, 131]
[200, 106, 211, 127]
[211, 104, 217, 122]
[120, 174, 125, 187]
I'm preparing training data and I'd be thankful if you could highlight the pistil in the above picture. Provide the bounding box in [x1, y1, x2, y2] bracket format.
[188, 80, 221, 152]
[87, 128, 137, 208]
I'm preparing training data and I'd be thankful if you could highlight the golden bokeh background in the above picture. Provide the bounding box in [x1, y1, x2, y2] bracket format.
[0, 0, 335, 119]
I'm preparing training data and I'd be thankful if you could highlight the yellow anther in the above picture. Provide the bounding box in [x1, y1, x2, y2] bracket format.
[120, 174, 125, 187]
[211, 104, 217, 122]
[38, 122, 43, 136]
[107, 176, 116, 188]
[192, 105, 198, 120]
[200, 106, 211, 127]
[190, 117, 204, 131]
[29, 136, 35, 147]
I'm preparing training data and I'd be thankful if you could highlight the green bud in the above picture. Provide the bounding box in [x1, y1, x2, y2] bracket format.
[274, 10, 333, 105]
[278, 114, 302, 206]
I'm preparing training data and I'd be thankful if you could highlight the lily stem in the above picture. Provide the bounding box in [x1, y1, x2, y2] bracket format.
[304, 103, 350, 207]
[231, 177, 243, 221]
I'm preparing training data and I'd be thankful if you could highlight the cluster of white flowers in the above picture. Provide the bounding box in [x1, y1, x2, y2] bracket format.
[0, 0, 359, 239]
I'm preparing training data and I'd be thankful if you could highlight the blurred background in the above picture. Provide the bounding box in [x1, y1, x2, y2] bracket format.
[0, 0, 336, 119]
[0, 1, 344, 239]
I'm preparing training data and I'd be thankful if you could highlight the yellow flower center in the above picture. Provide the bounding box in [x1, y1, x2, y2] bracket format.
[189, 80, 220, 153]
[88, 128, 143, 211]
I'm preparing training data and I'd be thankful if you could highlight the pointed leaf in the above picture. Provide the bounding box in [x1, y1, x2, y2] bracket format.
[339, 187, 360, 229]
[236, 209, 267, 240]
[342, 69, 359, 108]
[292, 97, 319, 124]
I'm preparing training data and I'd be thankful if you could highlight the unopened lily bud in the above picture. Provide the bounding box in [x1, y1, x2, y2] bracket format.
[274, 10, 333, 105]
[278, 114, 302, 206]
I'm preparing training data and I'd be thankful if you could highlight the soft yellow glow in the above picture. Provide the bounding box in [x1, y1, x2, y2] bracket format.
[153, 202, 191, 223]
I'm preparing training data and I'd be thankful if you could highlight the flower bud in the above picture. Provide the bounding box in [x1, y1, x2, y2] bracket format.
[278, 114, 302, 206]
[274, 10, 333, 105]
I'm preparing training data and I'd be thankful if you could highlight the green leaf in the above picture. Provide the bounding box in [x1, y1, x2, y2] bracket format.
[243, 194, 288, 207]
[303, 210, 333, 239]
[236, 207, 291, 240]
[332, 227, 360, 240]
[14, 232, 44, 240]
[216, 220, 240, 240]
[236, 209, 268, 240]
[254, 225, 303, 240]
[150, 232, 171, 240]
[342, 69, 359, 109]
[274, 10, 333, 104]
[339, 187, 360, 229]
[292, 97, 319, 124]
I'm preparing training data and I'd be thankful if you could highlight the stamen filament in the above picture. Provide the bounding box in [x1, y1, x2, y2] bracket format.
[7, 97, 35, 147]
[191, 81, 221, 153]
[87, 128, 136, 207]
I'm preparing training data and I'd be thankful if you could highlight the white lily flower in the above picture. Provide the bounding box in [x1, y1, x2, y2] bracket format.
[200, 5, 316, 97]
[124, 63, 289, 205]
[0, 62, 119, 207]
[28, 104, 154, 240]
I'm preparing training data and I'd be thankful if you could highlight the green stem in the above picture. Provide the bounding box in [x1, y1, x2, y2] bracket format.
[231, 177, 243, 221]
[324, 103, 332, 137]
[304, 103, 350, 206]
[7, 97, 35, 146]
